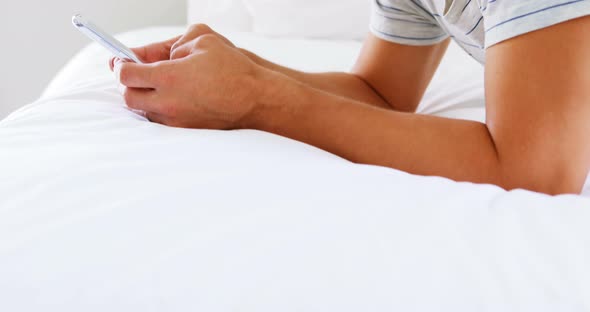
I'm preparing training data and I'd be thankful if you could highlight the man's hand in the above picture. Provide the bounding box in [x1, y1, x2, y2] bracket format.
[169, 24, 236, 60]
[108, 20, 590, 195]
[109, 35, 180, 71]
[111, 28, 264, 130]
[109, 24, 232, 70]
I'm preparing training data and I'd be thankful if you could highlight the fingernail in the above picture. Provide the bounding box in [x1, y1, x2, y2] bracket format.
[113, 59, 123, 82]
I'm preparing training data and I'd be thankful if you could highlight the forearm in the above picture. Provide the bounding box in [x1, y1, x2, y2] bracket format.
[240, 49, 390, 109]
[249, 70, 504, 187]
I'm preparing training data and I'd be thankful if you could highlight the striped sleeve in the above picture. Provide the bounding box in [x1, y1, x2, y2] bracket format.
[483, 0, 590, 48]
[370, 0, 449, 46]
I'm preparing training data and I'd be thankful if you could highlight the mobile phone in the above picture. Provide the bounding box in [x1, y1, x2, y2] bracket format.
[72, 14, 142, 64]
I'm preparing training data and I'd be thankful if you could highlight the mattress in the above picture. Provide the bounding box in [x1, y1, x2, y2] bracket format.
[0, 27, 589, 311]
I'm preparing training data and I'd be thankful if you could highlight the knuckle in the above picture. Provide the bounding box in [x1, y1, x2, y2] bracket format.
[170, 41, 182, 52]
[194, 34, 219, 48]
[118, 65, 131, 85]
[189, 23, 212, 34]
[122, 88, 135, 106]
[170, 49, 180, 59]
[169, 48, 186, 60]
[147, 113, 166, 125]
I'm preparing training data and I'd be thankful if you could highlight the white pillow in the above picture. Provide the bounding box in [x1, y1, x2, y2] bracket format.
[187, 0, 253, 32]
[242, 0, 372, 40]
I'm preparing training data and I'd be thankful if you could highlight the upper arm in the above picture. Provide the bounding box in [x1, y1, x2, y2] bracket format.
[352, 34, 450, 113]
[353, 0, 450, 112]
[485, 15, 590, 194]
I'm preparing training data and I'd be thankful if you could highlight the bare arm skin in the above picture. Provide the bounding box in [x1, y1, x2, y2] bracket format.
[484, 18, 590, 193]
[241, 36, 450, 112]
[112, 17, 590, 195]
[247, 17, 590, 195]
[123, 24, 448, 111]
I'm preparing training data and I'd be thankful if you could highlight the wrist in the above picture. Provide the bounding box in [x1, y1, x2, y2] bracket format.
[244, 66, 307, 131]
[239, 48, 266, 68]
[239, 47, 308, 82]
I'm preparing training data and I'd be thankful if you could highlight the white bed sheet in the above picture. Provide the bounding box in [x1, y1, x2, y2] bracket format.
[1, 27, 589, 311]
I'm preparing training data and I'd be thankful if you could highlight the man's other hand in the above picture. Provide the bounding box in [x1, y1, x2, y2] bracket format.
[109, 24, 235, 70]
[109, 36, 180, 71]
[112, 30, 268, 130]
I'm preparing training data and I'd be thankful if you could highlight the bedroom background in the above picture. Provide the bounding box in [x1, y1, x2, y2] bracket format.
[0, 0, 186, 119]
[2, 1, 590, 309]
[0, 0, 374, 120]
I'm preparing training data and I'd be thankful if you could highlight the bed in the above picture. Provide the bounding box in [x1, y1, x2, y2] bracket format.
[1, 1, 590, 310]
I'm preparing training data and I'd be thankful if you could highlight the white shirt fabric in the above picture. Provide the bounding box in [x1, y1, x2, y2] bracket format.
[371, 0, 590, 63]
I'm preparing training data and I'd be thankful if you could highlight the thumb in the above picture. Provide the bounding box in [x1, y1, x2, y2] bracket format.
[113, 59, 160, 89]
[109, 57, 116, 72]
[110, 36, 181, 72]
[130, 35, 183, 64]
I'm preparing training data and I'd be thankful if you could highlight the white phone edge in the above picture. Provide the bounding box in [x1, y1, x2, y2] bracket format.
[72, 14, 142, 64]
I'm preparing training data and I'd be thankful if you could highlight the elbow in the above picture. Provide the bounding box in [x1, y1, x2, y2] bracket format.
[505, 179, 584, 196]
[537, 176, 586, 196]
[499, 162, 587, 196]
[353, 74, 420, 113]
[390, 101, 420, 113]
[490, 131, 589, 196]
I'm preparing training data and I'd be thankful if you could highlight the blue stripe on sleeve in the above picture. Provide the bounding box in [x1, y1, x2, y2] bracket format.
[451, 36, 484, 49]
[461, 0, 473, 13]
[372, 28, 448, 41]
[485, 0, 586, 32]
[481, 0, 498, 12]
[375, 12, 439, 26]
[409, 0, 441, 17]
[377, 0, 440, 17]
[465, 16, 484, 35]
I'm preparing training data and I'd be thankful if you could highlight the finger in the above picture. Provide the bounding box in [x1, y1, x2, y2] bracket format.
[122, 87, 162, 113]
[145, 111, 168, 125]
[130, 35, 182, 63]
[110, 36, 181, 71]
[114, 59, 160, 89]
[170, 34, 224, 60]
[171, 24, 214, 53]
[169, 24, 235, 60]
[169, 39, 195, 60]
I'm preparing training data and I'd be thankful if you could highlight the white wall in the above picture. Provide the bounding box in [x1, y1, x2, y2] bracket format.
[0, 0, 186, 119]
